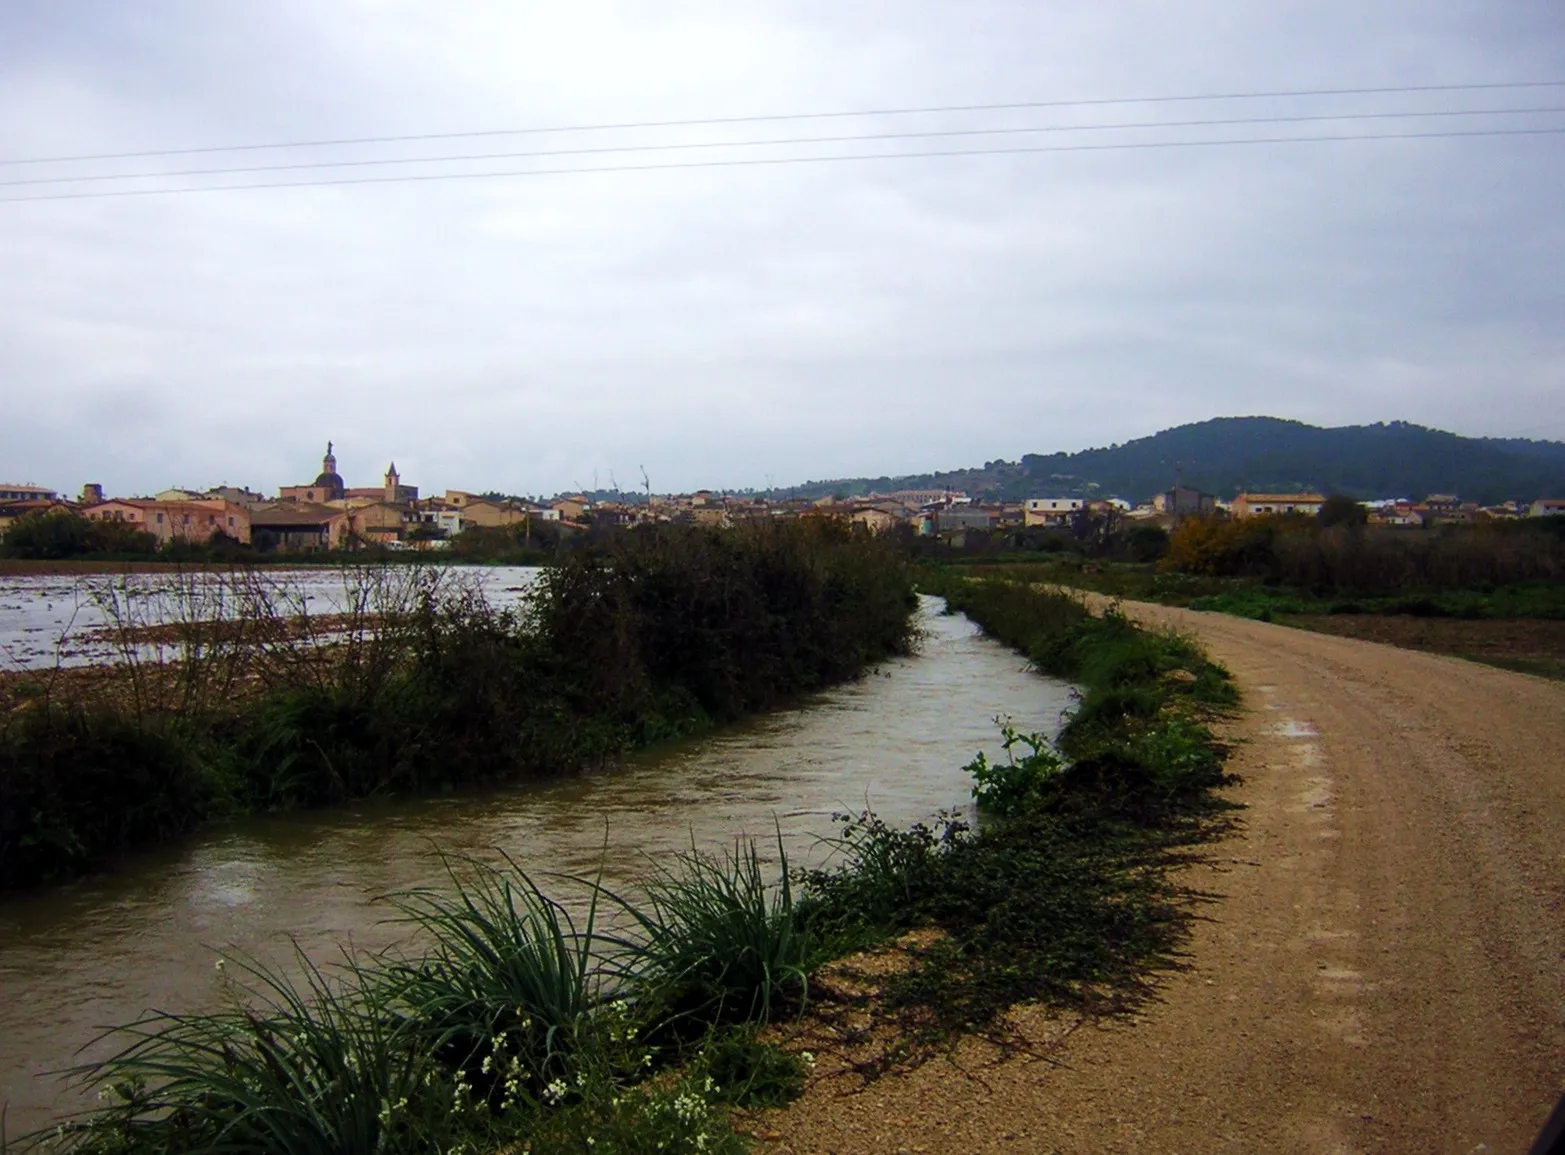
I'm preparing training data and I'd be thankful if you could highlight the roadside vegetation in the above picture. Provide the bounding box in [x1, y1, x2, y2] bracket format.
[0, 519, 916, 892]
[938, 512, 1565, 677]
[14, 576, 1238, 1154]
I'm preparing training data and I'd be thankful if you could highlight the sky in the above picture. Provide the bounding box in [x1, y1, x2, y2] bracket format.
[1, 1, 1562, 498]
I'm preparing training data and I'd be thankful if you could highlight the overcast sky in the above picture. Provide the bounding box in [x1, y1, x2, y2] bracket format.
[2, 1, 1561, 498]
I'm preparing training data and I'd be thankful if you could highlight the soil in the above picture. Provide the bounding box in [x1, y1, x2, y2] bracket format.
[761, 600, 1565, 1153]
[1282, 613, 1565, 679]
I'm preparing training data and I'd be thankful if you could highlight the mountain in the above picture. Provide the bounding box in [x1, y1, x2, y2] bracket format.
[775, 419, 1565, 506]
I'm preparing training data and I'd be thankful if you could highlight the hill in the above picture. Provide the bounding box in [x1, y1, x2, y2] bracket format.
[775, 418, 1565, 506]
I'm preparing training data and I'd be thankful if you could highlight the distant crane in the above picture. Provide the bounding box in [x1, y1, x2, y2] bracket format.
[640, 465, 651, 501]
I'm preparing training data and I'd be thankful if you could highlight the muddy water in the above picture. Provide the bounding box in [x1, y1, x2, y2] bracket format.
[0, 597, 1073, 1133]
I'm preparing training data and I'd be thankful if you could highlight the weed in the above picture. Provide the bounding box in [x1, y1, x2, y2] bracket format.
[615, 831, 820, 1028]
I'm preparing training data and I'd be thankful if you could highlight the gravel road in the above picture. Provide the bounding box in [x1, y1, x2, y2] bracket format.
[767, 602, 1565, 1153]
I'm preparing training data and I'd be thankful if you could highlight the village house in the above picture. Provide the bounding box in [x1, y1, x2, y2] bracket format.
[847, 503, 904, 534]
[0, 497, 76, 534]
[248, 503, 349, 551]
[1024, 497, 1083, 527]
[1531, 498, 1565, 518]
[1152, 486, 1218, 519]
[1230, 492, 1326, 518]
[0, 483, 57, 502]
[84, 498, 252, 546]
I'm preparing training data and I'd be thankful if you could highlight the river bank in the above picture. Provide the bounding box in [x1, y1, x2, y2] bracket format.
[8, 577, 1239, 1153]
[0, 522, 916, 891]
[0, 593, 1070, 1140]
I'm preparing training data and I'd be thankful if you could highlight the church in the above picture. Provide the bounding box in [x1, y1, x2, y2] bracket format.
[278, 443, 418, 505]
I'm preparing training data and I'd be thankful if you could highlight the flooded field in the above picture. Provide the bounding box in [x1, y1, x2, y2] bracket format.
[0, 565, 541, 670]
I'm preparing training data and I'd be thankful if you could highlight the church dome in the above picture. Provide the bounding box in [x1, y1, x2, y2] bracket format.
[313, 441, 345, 497]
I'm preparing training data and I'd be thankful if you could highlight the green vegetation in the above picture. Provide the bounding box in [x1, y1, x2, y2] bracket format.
[0, 520, 916, 891]
[0, 509, 158, 560]
[22, 575, 1237, 1154]
[776, 416, 1565, 505]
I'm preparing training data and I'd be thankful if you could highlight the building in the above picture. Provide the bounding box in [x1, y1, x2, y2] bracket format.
[1230, 492, 1326, 518]
[1152, 486, 1218, 519]
[1024, 498, 1083, 527]
[279, 443, 349, 504]
[0, 498, 75, 534]
[848, 504, 904, 534]
[0, 483, 57, 502]
[249, 503, 349, 551]
[84, 499, 252, 546]
[938, 505, 996, 531]
[1530, 499, 1565, 518]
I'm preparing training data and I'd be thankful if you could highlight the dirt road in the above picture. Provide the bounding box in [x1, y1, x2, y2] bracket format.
[768, 602, 1565, 1153]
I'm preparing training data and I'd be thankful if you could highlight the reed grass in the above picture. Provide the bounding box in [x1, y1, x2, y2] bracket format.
[613, 832, 819, 1029]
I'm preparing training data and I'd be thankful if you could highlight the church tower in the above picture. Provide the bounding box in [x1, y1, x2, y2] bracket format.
[312, 440, 346, 501]
[384, 462, 400, 504]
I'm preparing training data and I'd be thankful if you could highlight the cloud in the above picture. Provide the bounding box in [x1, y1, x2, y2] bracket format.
[1, 0, 1562, 496]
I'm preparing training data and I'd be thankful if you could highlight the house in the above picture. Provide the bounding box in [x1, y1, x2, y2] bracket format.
[345, 501, 408, 544]
[458, 499, 532, 529]
[248, 503, 349, 551]
[938, 505, 995, 531]
[1230, 492, 1325, 518]
[1024, 498, 1083, 527]
[1152, 486, 1217, 519]
[84, 499, 252, 546]
[552, 496, 588, 521]
[0, 498, 76, 534]
[1531, 499, 1565, 518]
[0, 483, 57, 502]
[1370, 502, 1425, 527]
[848, 504, 904, 534]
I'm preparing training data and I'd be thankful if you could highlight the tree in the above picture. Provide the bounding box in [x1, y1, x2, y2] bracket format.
[0, 510, 155, 559]
[1317, 494, 1368, 528]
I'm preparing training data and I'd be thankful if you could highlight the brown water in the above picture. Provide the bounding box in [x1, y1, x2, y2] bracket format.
[0, 596, 1073, 1134]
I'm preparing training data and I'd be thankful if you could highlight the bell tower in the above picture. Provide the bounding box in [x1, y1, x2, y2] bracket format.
[384, 462, 400, 504]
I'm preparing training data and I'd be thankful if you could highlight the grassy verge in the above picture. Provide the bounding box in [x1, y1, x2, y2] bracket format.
[0, 520, 916, 892]
[801, 572, 1240, 1053]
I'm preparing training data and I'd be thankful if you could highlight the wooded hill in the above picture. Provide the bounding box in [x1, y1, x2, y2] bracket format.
[775, 418, 1565, 506]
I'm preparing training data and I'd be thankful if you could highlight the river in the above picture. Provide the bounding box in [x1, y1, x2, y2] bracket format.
[0, 595, 1073, 1135]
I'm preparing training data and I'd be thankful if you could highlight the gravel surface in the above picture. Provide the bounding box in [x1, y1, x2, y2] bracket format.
[763, 601, 1565, 1153]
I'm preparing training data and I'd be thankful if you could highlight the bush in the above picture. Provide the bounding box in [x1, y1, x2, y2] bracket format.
[1, 524, 919, 892]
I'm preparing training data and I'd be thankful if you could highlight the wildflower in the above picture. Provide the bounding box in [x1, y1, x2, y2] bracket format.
[801, 1051, 816, 1066]
[544, 1078, 569, 1105]
[213, 958, 225, 973]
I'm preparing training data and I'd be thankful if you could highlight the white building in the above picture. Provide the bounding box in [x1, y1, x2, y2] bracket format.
[1024, 497, 1083, 527]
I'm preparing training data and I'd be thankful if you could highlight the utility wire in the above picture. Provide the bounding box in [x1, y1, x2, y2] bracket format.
[4, 125, 1560, 204]
[3, 79, 1563, 167]
[6, 104, 1561, 189]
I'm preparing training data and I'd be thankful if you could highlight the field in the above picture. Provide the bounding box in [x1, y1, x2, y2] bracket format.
[937, 558, 1565, 680]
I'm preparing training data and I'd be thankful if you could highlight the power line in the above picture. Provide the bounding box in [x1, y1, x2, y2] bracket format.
[3, 79, 1563, 167]
[3, 125, 1559, 204]
[5, 104, 1560, 189]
